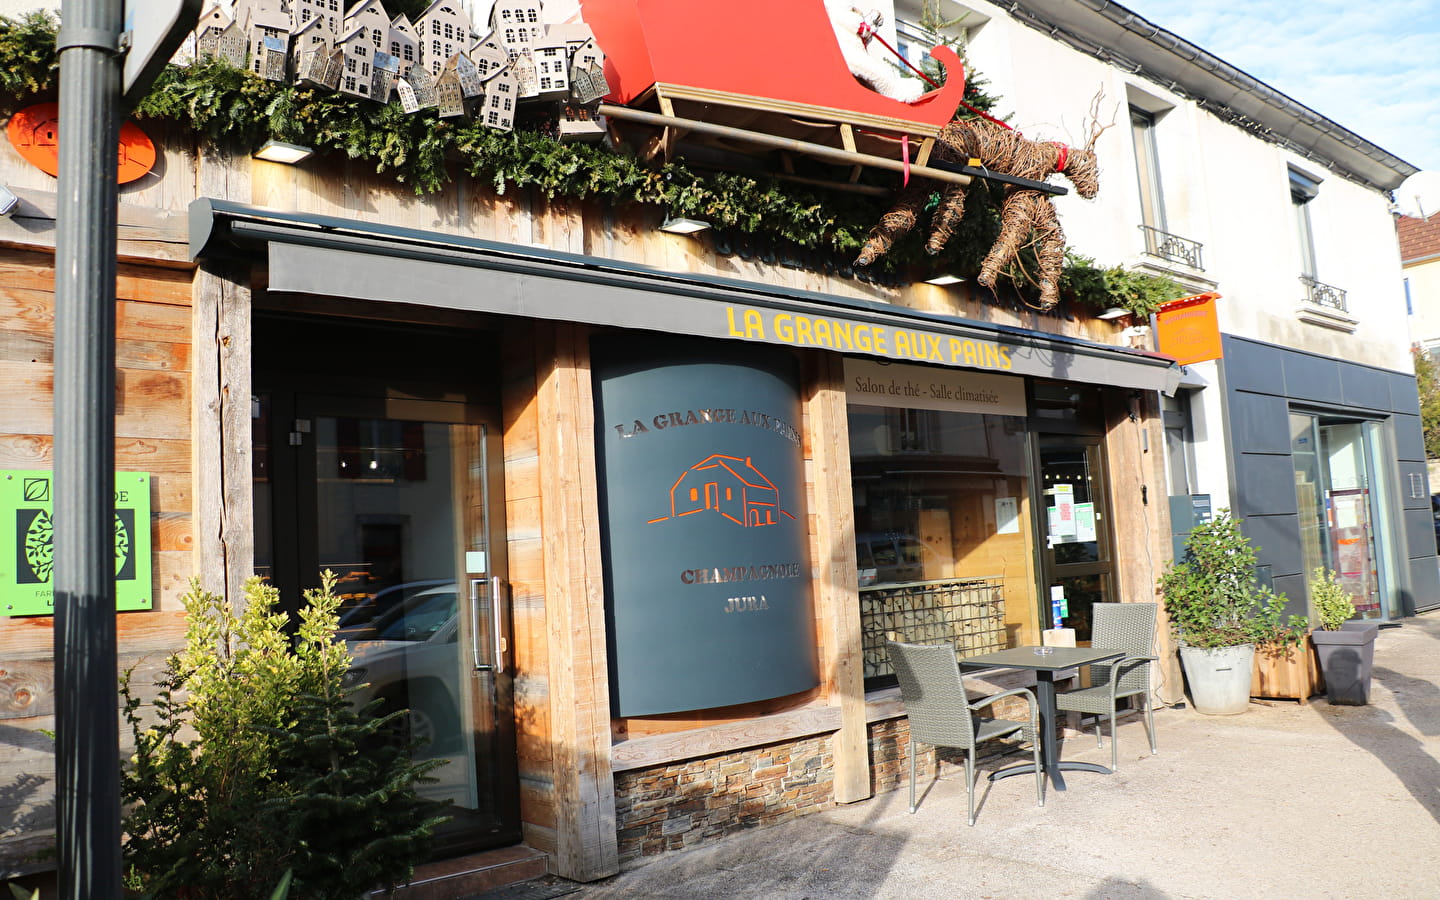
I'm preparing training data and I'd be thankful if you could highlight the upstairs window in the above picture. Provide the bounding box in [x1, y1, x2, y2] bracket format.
[1131, 107, 1166, 233]
[1290, 167, 1321, 280]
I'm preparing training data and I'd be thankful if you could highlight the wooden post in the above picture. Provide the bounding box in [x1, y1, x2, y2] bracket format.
[191, 145, 252, 606]
[803, 353, 870, 803]
[534, 322, 619, 881]
[1103, 390, 1182, 702]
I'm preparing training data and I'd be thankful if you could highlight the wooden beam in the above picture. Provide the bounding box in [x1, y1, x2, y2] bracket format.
[838, 125, 863, 183]
[1103, 391, 1183, 703]
[191, 145, 253, 607]
[534, 322, 618, 882]
[0, 186, 190, 264]
[915, 137, 935, 168]
[647, 83, 948, 140]
[611, 705, 842, 772]
[803, 353, 870, 804]
[599, 104, 972, 187]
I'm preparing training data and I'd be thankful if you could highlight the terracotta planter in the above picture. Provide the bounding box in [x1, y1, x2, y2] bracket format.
[1250, 635, 1324, 704]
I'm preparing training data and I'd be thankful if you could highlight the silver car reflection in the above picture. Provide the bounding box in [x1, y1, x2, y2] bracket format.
[343, 583, 461, 754]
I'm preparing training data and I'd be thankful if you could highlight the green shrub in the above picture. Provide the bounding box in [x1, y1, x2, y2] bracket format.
[1310, 566, 1357, 631]
[1158, 510, 1287, 648]
[121, 573, 448, 899]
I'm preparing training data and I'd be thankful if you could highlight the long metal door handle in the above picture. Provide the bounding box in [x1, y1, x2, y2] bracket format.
[470, 578, 489, 671]
[490, 575, 509, 674]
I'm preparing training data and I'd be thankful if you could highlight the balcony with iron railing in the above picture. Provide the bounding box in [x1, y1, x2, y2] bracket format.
[1138, 224, 1204, 271]
[1300, 275, 1348, 312]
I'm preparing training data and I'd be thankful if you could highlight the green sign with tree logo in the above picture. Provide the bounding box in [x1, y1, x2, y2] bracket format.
[1, 470, 153, 616]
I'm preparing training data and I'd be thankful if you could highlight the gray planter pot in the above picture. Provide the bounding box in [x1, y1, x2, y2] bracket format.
[1179, 643, 1255, 715]
[1311, 622, 1379, 705]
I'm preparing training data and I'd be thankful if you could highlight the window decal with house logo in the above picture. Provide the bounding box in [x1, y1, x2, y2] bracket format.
[648, 454, 796, 527]
[1, 471, 153, 616]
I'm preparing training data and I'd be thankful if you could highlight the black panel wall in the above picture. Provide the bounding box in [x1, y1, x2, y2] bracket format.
[1220, 335, 1436, 617]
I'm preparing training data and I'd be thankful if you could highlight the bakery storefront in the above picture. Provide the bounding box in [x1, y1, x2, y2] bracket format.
[191, 199, 1179, 877]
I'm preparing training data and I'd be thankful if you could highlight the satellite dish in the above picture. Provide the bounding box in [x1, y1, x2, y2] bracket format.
[1395, 170, 1440, 219]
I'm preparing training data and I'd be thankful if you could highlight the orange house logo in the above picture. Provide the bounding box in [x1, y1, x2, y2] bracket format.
[648, 454, 796, 527]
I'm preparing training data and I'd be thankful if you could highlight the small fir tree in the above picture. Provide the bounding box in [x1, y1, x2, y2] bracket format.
[121, 573, 449, 899]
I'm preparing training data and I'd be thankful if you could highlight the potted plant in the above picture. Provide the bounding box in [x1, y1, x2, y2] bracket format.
[1308, 566, 1380, 705]
[1158, 510, 1278, 715]
[1249, 600, 1321, 704]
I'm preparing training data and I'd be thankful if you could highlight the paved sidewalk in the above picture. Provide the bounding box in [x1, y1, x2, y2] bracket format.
[511, 612, 1440, 899]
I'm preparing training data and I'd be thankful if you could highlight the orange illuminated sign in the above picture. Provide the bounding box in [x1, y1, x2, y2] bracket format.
[6, 102, 157, 184]
[1155, 292, 1223, 366]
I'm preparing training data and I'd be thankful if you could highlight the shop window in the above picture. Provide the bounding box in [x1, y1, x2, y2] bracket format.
[849, 405, 1034, 687]
[880, 407, 940, 453]
[1031, 382, 1103, 428]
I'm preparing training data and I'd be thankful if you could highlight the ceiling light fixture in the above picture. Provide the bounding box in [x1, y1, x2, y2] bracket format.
[1096, 307, 1132, 320]
[253, 140, 314, 164]
[658, 216, 711, 235]
[923, 274, 965, 286]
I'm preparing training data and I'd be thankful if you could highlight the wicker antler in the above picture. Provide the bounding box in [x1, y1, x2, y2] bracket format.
[1083, 89, 1118, 152]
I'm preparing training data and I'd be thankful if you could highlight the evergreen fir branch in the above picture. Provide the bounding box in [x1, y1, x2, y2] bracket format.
[0, 11, 58, 115]
[1, 12, 1163, 312]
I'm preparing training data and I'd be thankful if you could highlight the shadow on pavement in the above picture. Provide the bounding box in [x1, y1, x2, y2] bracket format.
[1083, 875, 1172, 899]
[1316, 655, 1440, 826]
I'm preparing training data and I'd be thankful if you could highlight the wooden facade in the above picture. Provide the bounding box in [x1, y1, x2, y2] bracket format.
[0, 127, 1177, 884]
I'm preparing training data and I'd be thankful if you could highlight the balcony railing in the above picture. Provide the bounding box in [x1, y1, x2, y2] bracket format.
[1300, 275, 1348, 312]
[1139, 224, 1205, 270]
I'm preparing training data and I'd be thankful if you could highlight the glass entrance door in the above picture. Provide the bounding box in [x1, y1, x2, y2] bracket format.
[1291, 414, 1395, 621]
[253, 320, 520, 854]
[1036, 437, 1114, 642]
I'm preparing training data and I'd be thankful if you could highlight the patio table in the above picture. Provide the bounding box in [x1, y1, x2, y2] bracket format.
[960, 646, 1125, 791]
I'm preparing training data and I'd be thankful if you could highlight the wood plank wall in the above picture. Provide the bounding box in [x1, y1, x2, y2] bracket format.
[0, 249, 197, 870]
[0, 138, 1166, 878]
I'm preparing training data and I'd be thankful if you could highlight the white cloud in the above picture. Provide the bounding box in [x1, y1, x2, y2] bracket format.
[1121, 0, 1440, 173]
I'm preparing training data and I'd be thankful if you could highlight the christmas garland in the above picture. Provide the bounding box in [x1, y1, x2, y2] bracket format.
[0, 11, 1181, 314]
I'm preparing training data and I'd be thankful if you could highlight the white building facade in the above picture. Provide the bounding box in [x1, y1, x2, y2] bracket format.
[895, 0, 1429, 618]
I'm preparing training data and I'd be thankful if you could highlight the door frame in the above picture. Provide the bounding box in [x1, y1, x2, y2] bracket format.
[252, 314, 522, 854]
[1032, 434, 1117, 643]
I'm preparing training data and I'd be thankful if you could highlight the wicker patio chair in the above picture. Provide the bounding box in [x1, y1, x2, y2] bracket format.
[887, 639, 1043, 825]
[1053, 602, 1159, 770]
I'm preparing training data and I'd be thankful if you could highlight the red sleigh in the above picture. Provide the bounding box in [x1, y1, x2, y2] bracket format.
[579, 0, 971, 186]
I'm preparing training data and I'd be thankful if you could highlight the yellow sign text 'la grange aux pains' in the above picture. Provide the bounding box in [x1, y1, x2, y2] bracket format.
[726, 306, 1013, 370]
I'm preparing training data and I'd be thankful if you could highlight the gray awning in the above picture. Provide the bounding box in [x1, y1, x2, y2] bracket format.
[193, 198, 1181, 393]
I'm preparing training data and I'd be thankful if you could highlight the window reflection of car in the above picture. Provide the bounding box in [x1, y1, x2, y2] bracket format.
[856, 532, 935, 586]
[343, 583, 461, 754]
[336, 578, 452, 642]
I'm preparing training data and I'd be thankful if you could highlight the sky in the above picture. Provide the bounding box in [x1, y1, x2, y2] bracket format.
[1118, 0, 1440, 181]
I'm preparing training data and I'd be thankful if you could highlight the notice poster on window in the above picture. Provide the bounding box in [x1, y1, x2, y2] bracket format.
[1051, 484, 1076, 537]
[995, 496, 1019, 534]
[1074, 502, 1096, 543]
[1333, 494, 1361, 530]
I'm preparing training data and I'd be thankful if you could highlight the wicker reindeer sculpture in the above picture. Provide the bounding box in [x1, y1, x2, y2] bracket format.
[854, 109, 1111, 309]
